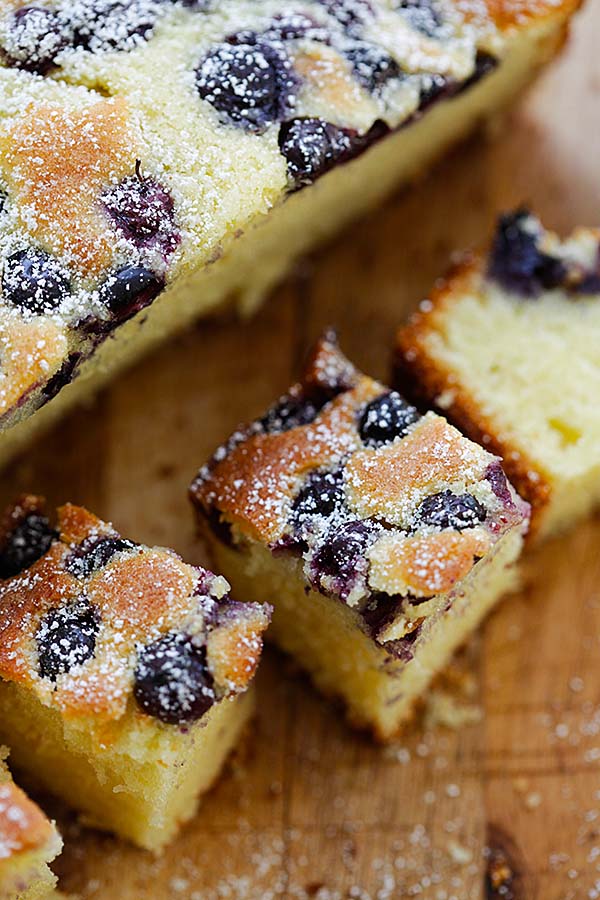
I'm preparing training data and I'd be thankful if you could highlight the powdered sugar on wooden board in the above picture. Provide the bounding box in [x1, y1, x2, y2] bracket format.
[0, 0, 597, 895]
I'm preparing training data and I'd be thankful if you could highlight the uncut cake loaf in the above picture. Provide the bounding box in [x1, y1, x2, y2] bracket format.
[0, 496, 270, 852]
[0, 752, 62, 900]
[0, 0, 580, 465]
[395, 210, 600, 541]
[190, 333, 529, 739]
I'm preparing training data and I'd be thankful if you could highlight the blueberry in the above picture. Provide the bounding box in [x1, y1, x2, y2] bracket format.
[418, 74, 450, 111]
[41, 353, 82, 402]
[196, 39, 297, 132]
[485, 462, 513, 507]
[456, 51, 498, 94]
[1, 6, 69, 74]
[68, 0, 162, 52]
[318, 0, 373, 31]
[488, 209, 567, 298]
[0, 514, 57, 579]
[65, 536, 138, 579]
[102, 166, 179, 259]
[310, 519, 377, 601]
[96, 265, 164, 329]
[2, 249, 71, 315]
[134, 633, 215, 725]
[279, 118, 357, 186]
[345, 42, 402, 92]
[417, 490, 486, 531]
[204, 507, 235, 549]
[396, 0, 442, 36]
[574, 270, 600, 295]
[359, 391, 420, 446]
[263, 14, 329, 43]
[260, 391, 326, 434]
[290, 469, 346, 528]
[36, 599, 100, 681]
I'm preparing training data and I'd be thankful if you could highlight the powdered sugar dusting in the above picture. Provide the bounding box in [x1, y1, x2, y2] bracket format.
[0, 498, 270, 726]
[0, 0, 510, 426]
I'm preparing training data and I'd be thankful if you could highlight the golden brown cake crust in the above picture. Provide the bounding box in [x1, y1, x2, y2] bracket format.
[192, 333, 529, 617]
[0, 0, 580, 440]
[0, 496, 270, 726]
[193, 335, 380, 544]
[0, 778, 54, 861]
[1, 97, 137, 279]
[474, 0, 582, 31]
[394, 259, 553, 540]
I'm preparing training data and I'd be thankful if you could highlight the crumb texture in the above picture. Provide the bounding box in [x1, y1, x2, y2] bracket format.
[0, 0, 574, 436]
[396, 210, 600, 538]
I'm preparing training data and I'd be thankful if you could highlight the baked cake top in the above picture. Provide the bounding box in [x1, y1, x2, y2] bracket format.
[0, 0, 577, 429]
[0, 752, 60, 868]
[191, 333, 529, 649]
[0, 496, 270, 729]
[394, 211, 600, 527]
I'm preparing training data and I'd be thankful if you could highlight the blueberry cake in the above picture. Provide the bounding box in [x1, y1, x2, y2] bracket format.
[0, 752, 62, 900]
[395, 210, 600, 541]
[0, 0, 580, 464]
[190, 333, 529, 739]
[0, 496, 271, 851]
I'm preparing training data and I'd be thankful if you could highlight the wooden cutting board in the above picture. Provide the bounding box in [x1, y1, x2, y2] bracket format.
[3, 4, 600, 896]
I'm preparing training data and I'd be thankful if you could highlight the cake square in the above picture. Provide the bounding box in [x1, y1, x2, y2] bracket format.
[0, 497, 270, 852]
[0, 0, 581, 466]
[395, 210, 600, 541]
[190, 333, 529, 740]
[0, 751, 62, 900]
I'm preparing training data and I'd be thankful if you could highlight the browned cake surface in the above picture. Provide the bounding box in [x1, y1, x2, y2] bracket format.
[0, 0, 596, 894]
[394, 212, 600, 538]
[192, 333, 528, 623]
[0, 778, 55, 863]
[0, 0, 580, 441]
[0, 496, 269, 730]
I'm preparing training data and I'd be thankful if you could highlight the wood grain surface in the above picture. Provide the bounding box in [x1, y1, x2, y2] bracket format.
[2, 4, 600, 897]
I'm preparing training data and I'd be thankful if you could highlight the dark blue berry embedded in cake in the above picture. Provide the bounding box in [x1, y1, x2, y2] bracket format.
[263, 13, 329, 43]
[456, 51, 498, 94]
[345, 42, 402, 92]
[417, 490, 486, 531]
[396, 0, 442, 36]
[488, 209, 568, 298]
[42, 353, 82, 402]
[279, 118, 357, 186]
[196, 39, 298, 132]
[65, 535, 138, 579]
[417, 74, 451, 111]
[485, 461, 514, 507]
[290, 469, 346, 529]
[310, 519, 378, 602]
[0, 513, 57, 579]
[359, 391, 420, 446]
[68, 0, 162, 53]
[1, 6, 69, 74]
[2, 249, 71, 315]
[102, 167, 180, 260]
[134, 633, 215, 725]
[36, 600, 100, 682]
[94, 266, 165, 330]
[260, 390, 325, 434]
[318, 0, 374, 32]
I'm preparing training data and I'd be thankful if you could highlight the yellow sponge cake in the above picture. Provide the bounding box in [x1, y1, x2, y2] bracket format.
[190, 332, 529, 740]
[0, 0, 581, 466]
[395, 210, 600, 541]
[0, 753, 62, 900]
[0, 496, 270, 852]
